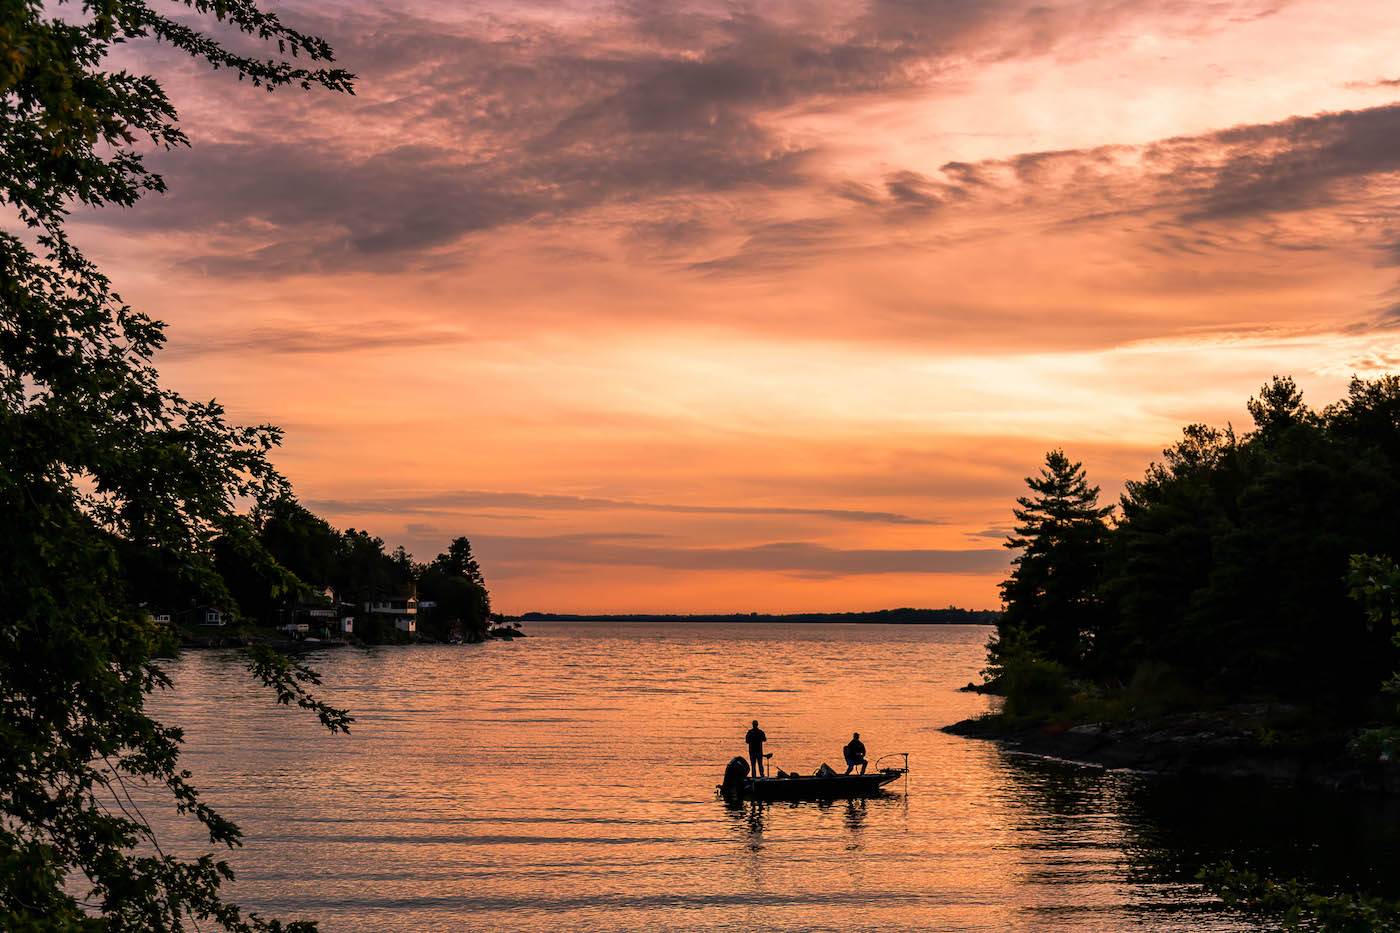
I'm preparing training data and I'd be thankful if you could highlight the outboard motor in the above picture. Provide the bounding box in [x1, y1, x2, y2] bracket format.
[720, 756, 750, 798]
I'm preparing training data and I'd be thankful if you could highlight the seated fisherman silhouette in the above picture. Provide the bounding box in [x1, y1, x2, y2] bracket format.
[843, 732, 867, 775]
[746, 720, 768, 777]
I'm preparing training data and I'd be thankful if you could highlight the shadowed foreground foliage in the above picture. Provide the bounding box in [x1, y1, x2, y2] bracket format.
[2, 1, 356, 929]
[1202, 864, 1400, 933]
[984, 377, 1400, 931]
[989, 375, 1400, 720]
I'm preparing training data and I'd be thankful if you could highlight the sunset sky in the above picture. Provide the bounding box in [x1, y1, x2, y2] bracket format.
[85, 0, 1400, 613]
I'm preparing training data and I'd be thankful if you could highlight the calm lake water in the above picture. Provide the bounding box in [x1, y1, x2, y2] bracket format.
[145, 622, 1400, 932]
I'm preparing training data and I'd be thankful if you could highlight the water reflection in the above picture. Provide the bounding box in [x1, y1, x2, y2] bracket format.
[844, 797, 867, 829]
[721, 794, 879, 842]
[723, 798, 769, 843]
[139, 624, 1400, 933]
[993, 749, 1400, 921]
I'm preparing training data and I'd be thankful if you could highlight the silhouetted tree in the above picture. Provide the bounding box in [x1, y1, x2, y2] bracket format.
[1, 1, 352, 929]
[1106, 422, 1243, 681]
[1246, 374, 1314, 439]
[993, 449, 1113, 670]
[389, 544, 416, 581]
[1110, 377, 1400, 700]
[214, 496, 348, 622]
[432, 536, 485, 586]
[418, 537, 491, 641]
[336, 528, 404, 612]
[256, 497, 346, 589]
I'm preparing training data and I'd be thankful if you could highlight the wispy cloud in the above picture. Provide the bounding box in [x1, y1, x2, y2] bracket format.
[93, 0, 1300, 276]
[68, 0, 1400, 612]
[163, 322, 474, 358]
[303, 490, 942, 525]
[475, 534, 1008, 577]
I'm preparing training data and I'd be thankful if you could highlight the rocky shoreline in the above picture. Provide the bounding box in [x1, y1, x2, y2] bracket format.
[179, 626, 527, 650]
[943, 712, 1400, 794]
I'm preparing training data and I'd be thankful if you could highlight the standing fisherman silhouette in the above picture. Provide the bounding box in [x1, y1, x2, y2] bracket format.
[745, 720, 768, 778]
[843, 733, 867, 775]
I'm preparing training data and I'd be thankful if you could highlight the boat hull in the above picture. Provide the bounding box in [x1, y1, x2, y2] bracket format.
[739, 768, 904, 801]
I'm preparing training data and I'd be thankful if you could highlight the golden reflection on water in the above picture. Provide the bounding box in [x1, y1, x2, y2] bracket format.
[139, 622, 1378, 932]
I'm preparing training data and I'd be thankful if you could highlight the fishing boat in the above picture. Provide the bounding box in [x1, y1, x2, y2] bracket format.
[718, 754, 908, 801]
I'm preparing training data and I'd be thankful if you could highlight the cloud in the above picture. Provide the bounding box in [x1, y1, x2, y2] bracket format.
[688, 219, 845, 274]
[814, 104, 1400, 233]
[474, 533, 1008, 576]
[161, 321, 474, 358]
[302, 489, 942, 525]
[87, 0, 1292, 275]
[1177, 104, 1400, 222]
[661, 100, 1400, 286]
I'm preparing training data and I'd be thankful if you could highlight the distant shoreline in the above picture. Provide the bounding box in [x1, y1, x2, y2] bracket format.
[514, 608, 999, 625]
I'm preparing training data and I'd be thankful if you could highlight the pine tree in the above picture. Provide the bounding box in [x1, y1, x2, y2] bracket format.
[993, 450, 1114, 670]
[433, 536, 486, 586]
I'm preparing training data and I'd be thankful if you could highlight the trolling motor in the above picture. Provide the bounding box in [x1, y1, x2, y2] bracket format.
[874, 752, 910, 775]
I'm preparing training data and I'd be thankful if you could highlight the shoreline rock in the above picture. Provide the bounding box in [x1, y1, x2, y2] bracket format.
[177, 629, 508, 649]
[942, 714, 1400, 794]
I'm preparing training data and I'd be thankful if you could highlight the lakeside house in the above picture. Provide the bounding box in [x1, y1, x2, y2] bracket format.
[286, 586, 355, 638]
[176, 605, 223, 627]
[364, 592, 417, 633]
[144, 587, 355, 638]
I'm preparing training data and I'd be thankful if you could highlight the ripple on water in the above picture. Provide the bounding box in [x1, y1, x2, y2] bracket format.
[143, 623, 1393, 933]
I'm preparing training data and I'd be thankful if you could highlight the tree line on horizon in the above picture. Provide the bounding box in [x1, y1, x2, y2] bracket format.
[990, 374, 1400, 729]
[518, 607, 1001, 623]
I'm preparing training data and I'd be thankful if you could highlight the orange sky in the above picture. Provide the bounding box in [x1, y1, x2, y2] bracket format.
[75, 0, 1400, 612]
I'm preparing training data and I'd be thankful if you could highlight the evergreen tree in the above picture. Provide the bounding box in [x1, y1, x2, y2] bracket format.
[419, 537, 491, 641]
[994, 450, 1114, 670]
[337, 529, 399, 610]
[432, 536, 486, 586]
[1110, 377, 1400, 699]
[1106, 422, 1243, 681]
[1246, 374, 1313, 439]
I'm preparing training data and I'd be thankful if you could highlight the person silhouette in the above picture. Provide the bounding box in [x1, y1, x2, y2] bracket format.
[745, 720, 767, 778]
[843, 732, 867, 775]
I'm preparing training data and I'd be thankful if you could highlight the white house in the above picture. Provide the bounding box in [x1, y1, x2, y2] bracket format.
[364, 596, 418, 617]
[364, 592, 417, 634]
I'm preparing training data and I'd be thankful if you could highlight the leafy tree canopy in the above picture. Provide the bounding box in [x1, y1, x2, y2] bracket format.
[994, 375, 1400, 715]
[2, 1, 353, 930]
